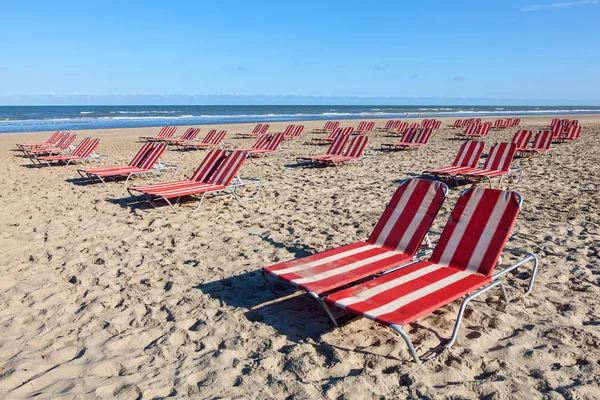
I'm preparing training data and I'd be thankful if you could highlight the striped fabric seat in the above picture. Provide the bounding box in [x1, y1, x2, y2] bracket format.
[424, 141, 484, 176]
[318, 136, 369, 165]
[18, 131, 64, 149]
[164, 128, 201, 144]
[465, 122, 491, 137]
[313, 121, 340, 133]
[245, 133, 285, 156]
[519, 130, 553, 155]
[458, 142, 516, 179]
[284, 125, 305, 139]
[382, 128, 432, 150]
[128, 150, 250, 212]
[184, 130, 226, 149]
[456, 123, 478, 137]
[560, 125, 581, 141]
[299, 133, 351, 164]
[389, 122, 409, 136]
[26, 133, 77, 155]
[237, 124, 270, 138]
[325, 188, 521, 327]
[376, 120, 395, 131]
[37, 137, 101, 165]
[140, 126, 177, 142]
[512, 130, 532, 150]
[263, 179, 448, 295]
[355, 121, 375, 134]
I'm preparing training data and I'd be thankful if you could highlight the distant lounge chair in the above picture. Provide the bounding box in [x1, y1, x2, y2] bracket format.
[381, 128, 433, 150]
[424, 141, 485, 178]
[511, 130, 532, 151]
[127, 150, 261, 213]
[311, 127, 354, 144]
[322, 187, 537, 363]
[315, 136, 369, 167]
[17, 131, 64, 150]
[182, 130, 226, 150]
[313, 121, 340, 133]
[298, 132, 351, 165]
[284, 125, 305, 140]
[36, 137, 101, 166]
[163, 128, 201, 145]
[139, 126, 177, 142]
[464, 122, 491, 138]
[241, 133, 285, 157]
[77, 142, 173, 185]
[236, 124, 270, 138]
[355, 121, 375, 134]
[519, 130, 553, 156]
[24, 133, 78, 161]
[262, 178, 448, 314]
[375, 120, 396, 132]
[556, 125, 582, 142]
[455, 142, 519, 188]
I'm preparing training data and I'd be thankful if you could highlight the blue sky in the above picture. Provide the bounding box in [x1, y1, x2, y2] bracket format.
[1, 0, 599, 105]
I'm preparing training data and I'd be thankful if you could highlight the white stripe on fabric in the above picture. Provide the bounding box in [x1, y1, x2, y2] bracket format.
[334, 264, 444, 308]
[271, 244, 380, 276]
[394, 182, 439, 252]
[372, 181, 418, 247]
[361, 270, 473, 319]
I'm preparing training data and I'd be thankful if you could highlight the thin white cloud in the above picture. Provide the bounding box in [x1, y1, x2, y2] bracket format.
[522, 0, 599, 11]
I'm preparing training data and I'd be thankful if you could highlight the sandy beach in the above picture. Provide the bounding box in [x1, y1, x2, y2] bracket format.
[1, 115, 599, 399]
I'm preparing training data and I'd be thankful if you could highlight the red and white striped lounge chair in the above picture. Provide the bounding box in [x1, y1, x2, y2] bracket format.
[376, 120, 396, 132]
[493, 119, 503, 129]
[140, 126, 177, 142]
[284, 125, 305, 140]
[316, 136, 369, 167]
[127, 150, 261, 213]
[313, 121, 340, 133]
[557, 125, 582, 142]
[381, 128, 433, 150]
[355, 121, 375, 134]
[322, 187, 538, 363]
[77, 142, 171, 185]
[163, 128, 201, 145]
[262, 178, 448, 306]
[511, 130, 532, 151]
[243, 133, 285, 157]
[182, 130, 227, 150]
[455, 124, 478, 138]
[465, 122, 491, 138]
[236, 124, 270, 138]
[448, 119, 463, 128]
[17, 131, 64, 150]
[280, 125, 296, 137]
[511, 118, 521, 127]
[298, 133, 351, 165]
[519, 130, 553, 156]
[311, 127, 354, 144]
[424, 141, 485, 178]
[455, 142, 518, 188]
[388, 122, 409, 137]
[36, 137, 101, 166]
[24, 133, 78, 161]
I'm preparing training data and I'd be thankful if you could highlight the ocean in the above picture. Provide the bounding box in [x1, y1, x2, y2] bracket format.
[1, 105, 599, 133]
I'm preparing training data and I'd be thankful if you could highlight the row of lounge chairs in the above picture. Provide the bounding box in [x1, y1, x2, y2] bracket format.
[262, 178, 538, 363]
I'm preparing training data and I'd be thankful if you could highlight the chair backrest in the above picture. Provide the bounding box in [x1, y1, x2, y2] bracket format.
[323, 121, 334, 130]
[209, 130, 227, 145]
[404, 127, 419, 143]
[531, 130, 553, 150]
[209, 150, 247, 186]
[181, 128, 200, 141]
[252, 134, 271, 150]
[340, 126, 354, 136]
[325, 128, 341, 140]
[564, 125, 581, 140]
[478, 123, 492, 136]
[391, 120, 402, 130]
[482, 143, 516, 172]
[433, 120, 441, 130]
[503, 119, 512, 128]
[494, 119, 503, 128]
[326, 133, 351, 156]
[292, 125, 304, 137]
[429, 187, 521, 276]
[264, 132, 285, 151]
[259, 124, 270, 134]
[129, 143, 154, 166]
[137, 143, 167, 170]
[367, 179, 448, 254]
[396, 122, 408, 133]
[343, 136, 368, 158]
[551, 118, 559, 127]
[74, 137, 100, 158]
[282, 125, 295, 136]
[464, 124, 478, 136]
[327, 121, 340, 131]
[47, 131, 63, 144]
[159, 126, 177, 138]
[454, 119, 463, 127]
[409, 122, 419, 129]
[512, 118, 520, 127]
[251, 124, 263, 134]
[412, 128, 433, 144]
[512, 130, 532, 149]
[356, 121, 367, 131]
[200, 130, 217, 144]
[551, 124, 562, 138]
[70, 137, 91, 156]
[190, 149, 227, 182]
[365, 122, 375, 132]
[452, 141, 485, 168]
[58, 134, 77, 149]
[384, 120, 394, 129]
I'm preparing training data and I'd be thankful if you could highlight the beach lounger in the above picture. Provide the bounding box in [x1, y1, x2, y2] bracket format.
[311, 127, 354, 144]
[455, 124, 478, 138]
[388, 122, 409, 137]
[315, 136, 369, 167]
[298, 133, 351, 165]
[284, 125, 305, 140]
[182, 130, 226, 150]
[454, 142, 518, 188]
[355, 121, 375, 134]
[313, 121, 339, 133]
[381, 128, 433, 150]
[518, 130, 553, 156]
[35, 137, 101, 166]
[17, 131, 64, 150]
[127, 150, 261, 213]
[322, 187, 537, 363]
[448, 119, 463, 128]
[236, 124, 270, 138]
[465, 122, 491, 138]
[77, 142, 172, 185]
[24, 134, 78, 161]
[262, 178, 448, 303]
[375, 120, 396, 132]
[511, 118, 521, 127]
[511, 130, 532, 151]
[557, 125, 581, 142]
[163, 128, 201, 145]
[423, 141, 485, 178]
[242, 132, 285, 157]
[139, 126, 177, 142]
